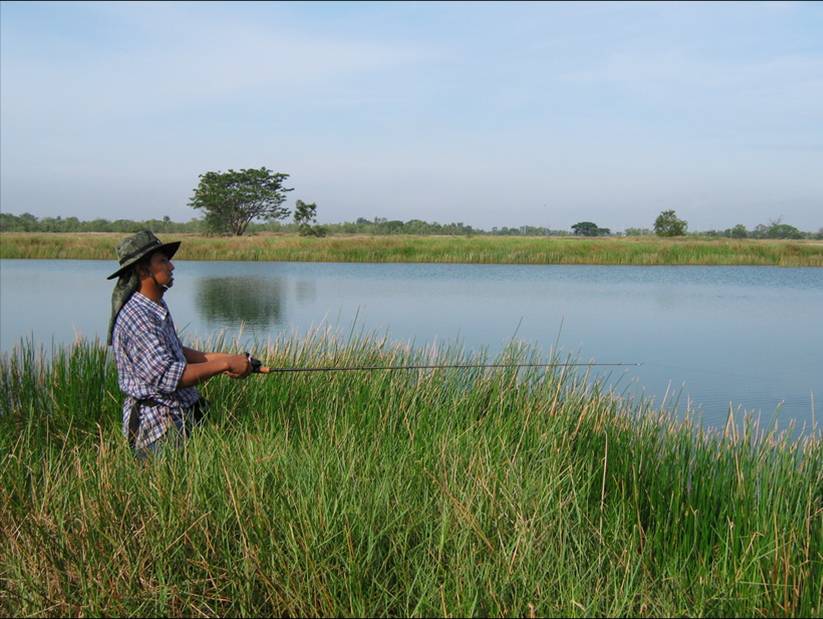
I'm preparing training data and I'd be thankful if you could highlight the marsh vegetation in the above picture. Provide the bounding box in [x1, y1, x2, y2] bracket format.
[1, 334, 820, 616]
[2, 232, 822, 266]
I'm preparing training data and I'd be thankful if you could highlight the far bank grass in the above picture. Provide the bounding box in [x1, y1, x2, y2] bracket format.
[2, 232, 823, 266]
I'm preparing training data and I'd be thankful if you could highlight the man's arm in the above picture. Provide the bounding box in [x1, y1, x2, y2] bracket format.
[179, 347, 251, 387]
[183, 346, 233, 364]
[179, 357, 231, 388]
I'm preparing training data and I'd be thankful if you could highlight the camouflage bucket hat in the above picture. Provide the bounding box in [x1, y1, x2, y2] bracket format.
[106, 230, 181, 280]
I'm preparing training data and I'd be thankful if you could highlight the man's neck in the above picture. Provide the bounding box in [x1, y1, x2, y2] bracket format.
[138, 281, 165, 304]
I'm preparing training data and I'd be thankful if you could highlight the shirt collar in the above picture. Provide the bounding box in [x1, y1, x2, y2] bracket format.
[132, 291, 168, 321]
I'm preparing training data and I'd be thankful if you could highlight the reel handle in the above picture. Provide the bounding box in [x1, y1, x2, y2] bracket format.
[245, 352, 264, 373]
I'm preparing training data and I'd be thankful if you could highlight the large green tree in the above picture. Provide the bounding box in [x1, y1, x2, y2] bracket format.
[189, 167, 293, 236]
[654, 210, 688, 237]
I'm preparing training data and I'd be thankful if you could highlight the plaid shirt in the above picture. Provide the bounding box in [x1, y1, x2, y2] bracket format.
[112, 292, 200, 449]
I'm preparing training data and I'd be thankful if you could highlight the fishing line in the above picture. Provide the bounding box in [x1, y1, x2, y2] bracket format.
[641, 359, 779, 382]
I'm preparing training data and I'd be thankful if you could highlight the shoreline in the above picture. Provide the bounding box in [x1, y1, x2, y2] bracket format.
[2, 232, 823, 267]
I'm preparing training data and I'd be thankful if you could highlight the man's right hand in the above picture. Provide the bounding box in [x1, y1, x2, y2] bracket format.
[224, 354, 252, 379]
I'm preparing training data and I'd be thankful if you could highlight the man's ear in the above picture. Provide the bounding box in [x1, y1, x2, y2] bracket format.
[134, 259, 151, 278]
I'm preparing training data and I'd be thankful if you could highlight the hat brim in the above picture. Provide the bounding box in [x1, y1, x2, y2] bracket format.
[106, 241, 181, 280]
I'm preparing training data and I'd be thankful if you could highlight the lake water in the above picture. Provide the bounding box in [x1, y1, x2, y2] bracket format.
[1, 259, 821, 431]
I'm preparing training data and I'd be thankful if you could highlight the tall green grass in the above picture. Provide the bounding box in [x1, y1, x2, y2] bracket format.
[1, 334, 821, 617]
[2, 232, 822, 266]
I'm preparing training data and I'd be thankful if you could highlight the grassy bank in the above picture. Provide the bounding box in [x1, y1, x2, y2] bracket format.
[1, 335, 820, 617]
[2, 232, 823, 266]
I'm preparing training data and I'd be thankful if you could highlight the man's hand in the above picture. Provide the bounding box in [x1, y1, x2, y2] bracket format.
[224, 354, 252, 379]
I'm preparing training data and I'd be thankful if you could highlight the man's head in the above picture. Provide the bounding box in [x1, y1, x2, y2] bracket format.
[107, 230, 181, 281]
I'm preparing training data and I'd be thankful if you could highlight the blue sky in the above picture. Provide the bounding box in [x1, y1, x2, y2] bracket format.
[2, 1, 822, 231]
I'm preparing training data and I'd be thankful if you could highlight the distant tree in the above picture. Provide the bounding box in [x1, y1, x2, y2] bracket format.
[293, 199, 316, 232]
[750, 218, 804, 240]
[293, 199, 325, 237]
[766, 223, 803, 239]
[624, 227, 653, 236]
[761, 218, 801, 239]
[18, 212, 39, 231]
[378, 220, 405, 234]
[188, 167, 293, 236]
[404, 219, 430, 235]
[730, 224, 748, 239]
[751, 224, 769, 239]
[0, 213, 23, 231]
[572, 221, 600, 236]
[654, 210, 688, 237]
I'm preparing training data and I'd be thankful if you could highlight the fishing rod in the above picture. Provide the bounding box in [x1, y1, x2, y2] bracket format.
[245, 354, 641, 374]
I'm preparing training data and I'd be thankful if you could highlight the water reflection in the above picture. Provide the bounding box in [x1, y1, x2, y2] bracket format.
[296, 280, 317, 304]
[196, 276, 284, 328]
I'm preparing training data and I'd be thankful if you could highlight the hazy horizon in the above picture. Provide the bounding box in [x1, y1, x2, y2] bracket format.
[2, 1, 822, 231]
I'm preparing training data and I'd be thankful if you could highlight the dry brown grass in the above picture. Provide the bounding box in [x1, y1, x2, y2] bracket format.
[2, 232, 822, 266]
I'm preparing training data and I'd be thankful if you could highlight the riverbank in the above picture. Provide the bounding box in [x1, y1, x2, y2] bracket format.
[2, 232, 822, 266]
[1, 335, 820, 617]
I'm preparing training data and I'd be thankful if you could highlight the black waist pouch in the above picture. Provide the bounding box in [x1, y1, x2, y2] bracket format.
[128, 397, 210, 448]
[190, 398, 210, 425]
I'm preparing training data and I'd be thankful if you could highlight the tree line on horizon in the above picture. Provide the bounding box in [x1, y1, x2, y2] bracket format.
[2, 167, 820, 240]
[3, 210, 820, 240]
[0, 211, 561, 237]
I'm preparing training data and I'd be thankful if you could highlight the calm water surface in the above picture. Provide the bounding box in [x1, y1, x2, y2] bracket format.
[2, 259, 821, 431]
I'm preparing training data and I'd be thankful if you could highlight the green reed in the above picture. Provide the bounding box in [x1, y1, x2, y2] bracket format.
[2, 232, 822, 266]
[1, 334, 821, 617]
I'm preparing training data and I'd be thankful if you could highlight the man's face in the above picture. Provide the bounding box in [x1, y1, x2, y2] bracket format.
[147, 251, 175, 288]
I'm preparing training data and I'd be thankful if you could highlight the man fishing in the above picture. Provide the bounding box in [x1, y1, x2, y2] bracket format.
[107, 230, 251, 457]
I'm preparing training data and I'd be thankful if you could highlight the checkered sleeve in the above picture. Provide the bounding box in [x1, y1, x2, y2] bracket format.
[125, 322, 187, 394]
